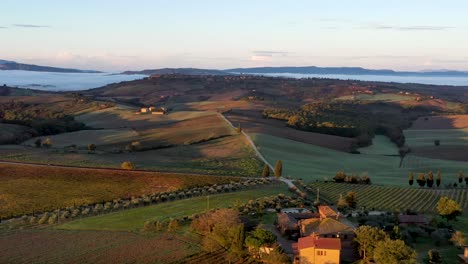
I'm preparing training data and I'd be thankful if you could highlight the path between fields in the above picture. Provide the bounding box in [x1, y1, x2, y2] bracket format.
[218, 113, 297, 189]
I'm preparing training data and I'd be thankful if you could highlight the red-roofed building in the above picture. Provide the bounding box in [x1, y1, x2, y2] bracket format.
[293, 235, 341, 264]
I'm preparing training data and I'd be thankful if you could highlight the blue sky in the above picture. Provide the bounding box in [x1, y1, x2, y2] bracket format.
[1, 0, 467, 71]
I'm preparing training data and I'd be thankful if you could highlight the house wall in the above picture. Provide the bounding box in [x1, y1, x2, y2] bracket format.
[299, 248, 340, 264]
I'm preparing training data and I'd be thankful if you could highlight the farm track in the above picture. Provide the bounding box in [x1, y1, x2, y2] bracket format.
[219, 113, 298, 189]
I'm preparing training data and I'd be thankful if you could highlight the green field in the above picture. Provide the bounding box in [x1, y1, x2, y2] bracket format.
[251, 133, 467, 186]
[405, 128, 468, 147]
[58, 185, 288, 231]
[307, 182, 468, 213]
[357, 135, 399, 155]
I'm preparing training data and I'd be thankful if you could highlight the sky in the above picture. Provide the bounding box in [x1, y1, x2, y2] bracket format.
[1, 0, 468, 72]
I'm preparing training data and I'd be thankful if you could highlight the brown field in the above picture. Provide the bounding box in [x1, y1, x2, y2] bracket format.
[0, 230, 200, 264]
[225, 110, 353, 152]
[410, 115, 468, 129]
[0, 163, 238, 218]
[409, 145, 468, 162]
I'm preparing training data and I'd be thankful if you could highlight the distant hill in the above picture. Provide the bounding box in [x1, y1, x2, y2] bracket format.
[121, 68, 232, 76]
[226, 66, 468, 77]
[0, 60, 101, 73]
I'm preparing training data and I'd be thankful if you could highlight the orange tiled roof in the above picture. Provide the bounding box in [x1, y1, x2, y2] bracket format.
[298, 236, 341, 250]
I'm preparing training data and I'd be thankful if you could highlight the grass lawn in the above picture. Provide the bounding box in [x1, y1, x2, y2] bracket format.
[251, 133, 467, 186]
[58, 185, 289, 232]
[413, 236, 461, 264]
[357, 135, 399, 155]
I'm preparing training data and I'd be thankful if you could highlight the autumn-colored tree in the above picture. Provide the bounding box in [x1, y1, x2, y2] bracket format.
[408, 172, 414, 186]
[167, 218, 179, 232]
[337, 194, 348, 209]
[437, 196, 462, 222]
[42, 138, 52, 148]
[345, 191, 357, 209]
[121, 161, 135, 170]
[450, 231, 465, 248]
[373, 239, 416, 264]
[436, 171, 441, 187]
[427, 171, 434, 188]
[427, 249, 442, 264]
[354, 225, 389, 263]
[417, 173, 426, 187]
[262, 164, 270, 177]
[87, 143, 96, 153]
[274, 160, 282, 178]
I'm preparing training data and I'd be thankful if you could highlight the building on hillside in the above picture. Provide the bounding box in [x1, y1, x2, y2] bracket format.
[277, 211, 319, 239]
[458, 245, 468, 263]
[140, 107, 149, 113]
[299, 217, 355, 238]
[398, 214, 428, 227]
[293, 235, 341, 264]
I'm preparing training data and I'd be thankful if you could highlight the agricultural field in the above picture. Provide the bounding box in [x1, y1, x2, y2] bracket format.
[0, 229, 201, 264]
[336, 93, 416, 102]
[404, 115, 468, 162]
[0, 163, 239, 218]
[0, 134, 263, 176]
[307, 182, 468, 213]
[251, 133, 467, 186]
[225, 110, 354, 152]
[59, 184, 288, 231]
[357, 135, 399, 155]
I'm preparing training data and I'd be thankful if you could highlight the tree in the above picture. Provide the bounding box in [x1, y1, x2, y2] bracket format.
[167, 218, 179, 232]
[408, 172, 414, 186]
[434, 139, 440, 146]
[236, 123, 242, 133]
[345, 191, 357, 209]
[427, 171, 434, 188]
[245, 228, 277, 251]
[427, 249, 442, 264]
[450, 231, 465, 248]
[417, 173, 426, 187]
[436, 171, 441, 187]
[87, 143, 96, 153]
[373, 239, 416, 264]
[437, 196, 462, 222]
[354, 225, 389, 263]
[260, 245, 290, 264]
[337, 194, 348, 209]
[262, 164, 270, 177]
[459, 171, 464, 184]
[34, 138, 42, 148]
[274, 160, 282, 178]
[42, 138, 52, 148]
[121, 161, 135, 170]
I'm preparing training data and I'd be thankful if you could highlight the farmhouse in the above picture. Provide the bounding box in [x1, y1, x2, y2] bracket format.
[277, 211, 319, 238]
[397, 214, 428, 226]
[137, 106, 168, 115]
[293, 235, 341, 264]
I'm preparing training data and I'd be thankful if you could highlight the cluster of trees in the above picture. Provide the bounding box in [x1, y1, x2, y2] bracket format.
[333, 171, 371, 184]
[408, 171, 466, 188]
[190, 209, 289, 263]
[0, 101, 86, 136]
[354, 225, 417, 264]
[33, 137, 53, 148]
[337, 191, 357, 209]
[6, 178, 273, 224]
[237, 193, 306, 216]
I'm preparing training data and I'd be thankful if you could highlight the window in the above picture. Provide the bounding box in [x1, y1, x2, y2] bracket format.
[316, 250, 327, 256]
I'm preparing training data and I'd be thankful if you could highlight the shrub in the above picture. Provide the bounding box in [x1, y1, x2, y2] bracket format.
[42, 138, 52, 148]
[121, 161, 135, 170]
[434, 139, 440, 146]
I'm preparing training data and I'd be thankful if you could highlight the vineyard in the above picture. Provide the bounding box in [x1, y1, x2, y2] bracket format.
[0, 163, 240, 218]
[306, 182, 468, 213]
